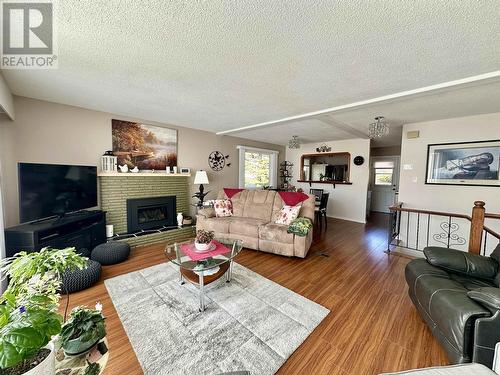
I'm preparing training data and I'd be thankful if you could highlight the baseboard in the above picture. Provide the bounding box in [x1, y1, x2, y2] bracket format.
[325, 215, 367, 224]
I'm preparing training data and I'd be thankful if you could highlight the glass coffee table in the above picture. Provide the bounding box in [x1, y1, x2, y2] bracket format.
[164, 238, 243, 311]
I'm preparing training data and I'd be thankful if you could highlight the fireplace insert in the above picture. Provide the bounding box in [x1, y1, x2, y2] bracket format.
[126, 196, 176, 232]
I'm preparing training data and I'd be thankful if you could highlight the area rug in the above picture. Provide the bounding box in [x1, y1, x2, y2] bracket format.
[105, 262, 329, 375]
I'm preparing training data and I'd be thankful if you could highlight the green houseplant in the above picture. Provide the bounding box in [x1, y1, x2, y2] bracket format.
[60, 304, 106, 355]
[0, 247, 87, 374]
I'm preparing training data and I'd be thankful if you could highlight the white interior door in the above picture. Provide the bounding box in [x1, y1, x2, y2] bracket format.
[370, 156, 400, 213]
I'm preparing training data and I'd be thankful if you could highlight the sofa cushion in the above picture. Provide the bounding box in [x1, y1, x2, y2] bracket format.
[424, 247, 498, 281]
[242, 190, 276, 221]
[274, 205, 301, 225]
[259, 223, 294, 244]
[449, 273, 496, 290]
[199, 217, 233, 234]
[405, 258, 450, 292]
[213, 199, 233, 217]
[229, 217, 268, 238]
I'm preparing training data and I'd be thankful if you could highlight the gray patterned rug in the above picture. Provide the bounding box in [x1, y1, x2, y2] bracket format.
[105, 262, 329, 375]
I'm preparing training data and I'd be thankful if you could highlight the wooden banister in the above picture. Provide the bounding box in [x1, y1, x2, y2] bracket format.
[469, 201, 486, 254]
[389, 200, 500, 254]
[389, 204, 472, 221]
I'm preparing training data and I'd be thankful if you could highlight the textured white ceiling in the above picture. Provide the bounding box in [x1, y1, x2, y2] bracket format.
[2, 1, 500, 145]
[236, 78, 500, 146]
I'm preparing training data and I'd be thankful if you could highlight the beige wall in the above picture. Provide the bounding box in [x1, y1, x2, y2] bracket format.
[286, 138, 371, 223]
[370, 145, 401, 157]
[0, 96, 284, 226]
[0, 74, 14, 119]
[398, 113, 500, 254]
[399, 113, 500, 213]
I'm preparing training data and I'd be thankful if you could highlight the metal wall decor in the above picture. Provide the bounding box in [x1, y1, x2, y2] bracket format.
[433, 221, 467, 248]
[316, 144, 331, 153]
[208, 151, 230, 171]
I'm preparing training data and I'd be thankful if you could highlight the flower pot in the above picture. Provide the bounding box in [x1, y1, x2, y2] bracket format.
[63, 323, 106, 356]
[23, 341, 55, 375]
[194, 241, 212, 251]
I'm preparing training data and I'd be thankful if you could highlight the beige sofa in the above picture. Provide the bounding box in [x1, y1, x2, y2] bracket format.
[196, 189, 315, 258]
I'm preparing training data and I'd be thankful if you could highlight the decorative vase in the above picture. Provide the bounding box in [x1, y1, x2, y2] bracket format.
[24, 341, 55, 375]
[177, 213, 183, 227]
[194, 241, 212, 251]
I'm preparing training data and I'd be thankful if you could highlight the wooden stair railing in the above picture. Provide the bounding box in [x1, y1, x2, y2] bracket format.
[388, 200, 500, 254]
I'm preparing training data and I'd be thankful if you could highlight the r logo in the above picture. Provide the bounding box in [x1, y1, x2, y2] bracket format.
[2, 2, 53, 54]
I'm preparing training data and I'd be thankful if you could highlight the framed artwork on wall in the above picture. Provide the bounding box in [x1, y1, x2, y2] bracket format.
[425, 139, 500, 186]
[112, 119, 177, 170]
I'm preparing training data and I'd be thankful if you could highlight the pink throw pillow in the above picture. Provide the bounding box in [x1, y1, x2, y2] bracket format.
[213, 199, 233, 217]
[275, 205, 301, 225]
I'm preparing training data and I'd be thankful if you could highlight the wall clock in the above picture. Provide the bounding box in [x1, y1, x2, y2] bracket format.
[353, 156, 365, 166]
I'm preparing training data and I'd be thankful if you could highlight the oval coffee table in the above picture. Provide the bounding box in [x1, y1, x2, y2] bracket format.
[165, 238, 243, 311]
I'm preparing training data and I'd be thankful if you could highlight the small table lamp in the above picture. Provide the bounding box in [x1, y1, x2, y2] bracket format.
[193, 170, 210, 208]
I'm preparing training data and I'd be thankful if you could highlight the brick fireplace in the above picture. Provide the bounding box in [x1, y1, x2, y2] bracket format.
[99, 173, 194, 247]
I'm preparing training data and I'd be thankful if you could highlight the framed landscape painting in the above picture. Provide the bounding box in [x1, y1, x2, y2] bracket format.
[426, 139, 500, 186]
[112, 119, 177, 170]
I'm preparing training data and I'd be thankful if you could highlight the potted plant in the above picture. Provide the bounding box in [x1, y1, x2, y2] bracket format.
[59, 303, 106, 356]
[194, 229, 215, 251]
[0, 247, 87, 375]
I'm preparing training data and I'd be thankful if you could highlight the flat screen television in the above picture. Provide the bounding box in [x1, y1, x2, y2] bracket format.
[18, 162, 98, 223]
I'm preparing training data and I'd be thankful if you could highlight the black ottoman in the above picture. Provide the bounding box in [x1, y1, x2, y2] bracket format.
[91, 242, 130, 265]
[61, 260, 101, 293]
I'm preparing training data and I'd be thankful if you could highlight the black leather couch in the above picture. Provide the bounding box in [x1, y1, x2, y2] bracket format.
[405, 244, 500, 368]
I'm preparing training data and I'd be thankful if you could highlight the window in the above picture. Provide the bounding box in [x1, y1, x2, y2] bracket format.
[237, 146, 278, 189]
[373, 161, 394, 186]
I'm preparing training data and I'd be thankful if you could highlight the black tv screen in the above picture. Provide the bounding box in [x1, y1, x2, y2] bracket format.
[18, 163, 98, 222]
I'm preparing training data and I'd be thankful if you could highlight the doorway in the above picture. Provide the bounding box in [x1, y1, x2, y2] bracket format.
[370, 156, 400, 213]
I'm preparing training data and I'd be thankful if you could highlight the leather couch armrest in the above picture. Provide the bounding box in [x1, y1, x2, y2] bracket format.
[423, 246, 498, 280]
[468, 287, 500, 310]
[197, 207, 216, 219]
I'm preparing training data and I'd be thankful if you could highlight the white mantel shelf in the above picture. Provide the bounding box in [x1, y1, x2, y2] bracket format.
[98, 172, 191, 177]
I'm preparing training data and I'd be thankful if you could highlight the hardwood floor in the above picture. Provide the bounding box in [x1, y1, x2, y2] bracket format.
[61, 214, 449, 374]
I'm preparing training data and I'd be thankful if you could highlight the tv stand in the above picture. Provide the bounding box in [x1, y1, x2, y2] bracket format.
[5, 210, 106, 257]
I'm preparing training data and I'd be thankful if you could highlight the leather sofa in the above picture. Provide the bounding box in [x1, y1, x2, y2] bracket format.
[405, 244, 500, 368]
[196, 189, 315, 258]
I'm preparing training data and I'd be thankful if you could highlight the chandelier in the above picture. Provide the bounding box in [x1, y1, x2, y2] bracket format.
[368, 116, 389, 139]
[288, 135, 300, 149]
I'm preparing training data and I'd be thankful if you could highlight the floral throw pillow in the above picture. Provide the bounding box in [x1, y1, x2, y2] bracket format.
[213, 199, 233, 217]
[275, 205, 301, 225]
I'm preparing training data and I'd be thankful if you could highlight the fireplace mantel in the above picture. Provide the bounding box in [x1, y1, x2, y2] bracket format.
[98, 172, 191, 177]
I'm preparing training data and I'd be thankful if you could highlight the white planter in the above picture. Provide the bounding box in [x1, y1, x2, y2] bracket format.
[194, 241, 212, 251]
[24, 341, 55, 375]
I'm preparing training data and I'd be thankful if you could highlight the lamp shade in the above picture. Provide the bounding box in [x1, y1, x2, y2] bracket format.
[194, 170, 209, 185]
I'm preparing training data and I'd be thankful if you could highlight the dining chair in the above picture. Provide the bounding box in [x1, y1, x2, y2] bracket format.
[315, 192, 329, 229]
[310, 188, 324, 200]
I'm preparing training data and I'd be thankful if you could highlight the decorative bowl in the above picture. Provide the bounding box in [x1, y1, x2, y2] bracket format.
[194, 241, 212, 251]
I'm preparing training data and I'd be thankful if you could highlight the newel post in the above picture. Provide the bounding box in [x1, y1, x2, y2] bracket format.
[469, 201, 485, 254]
